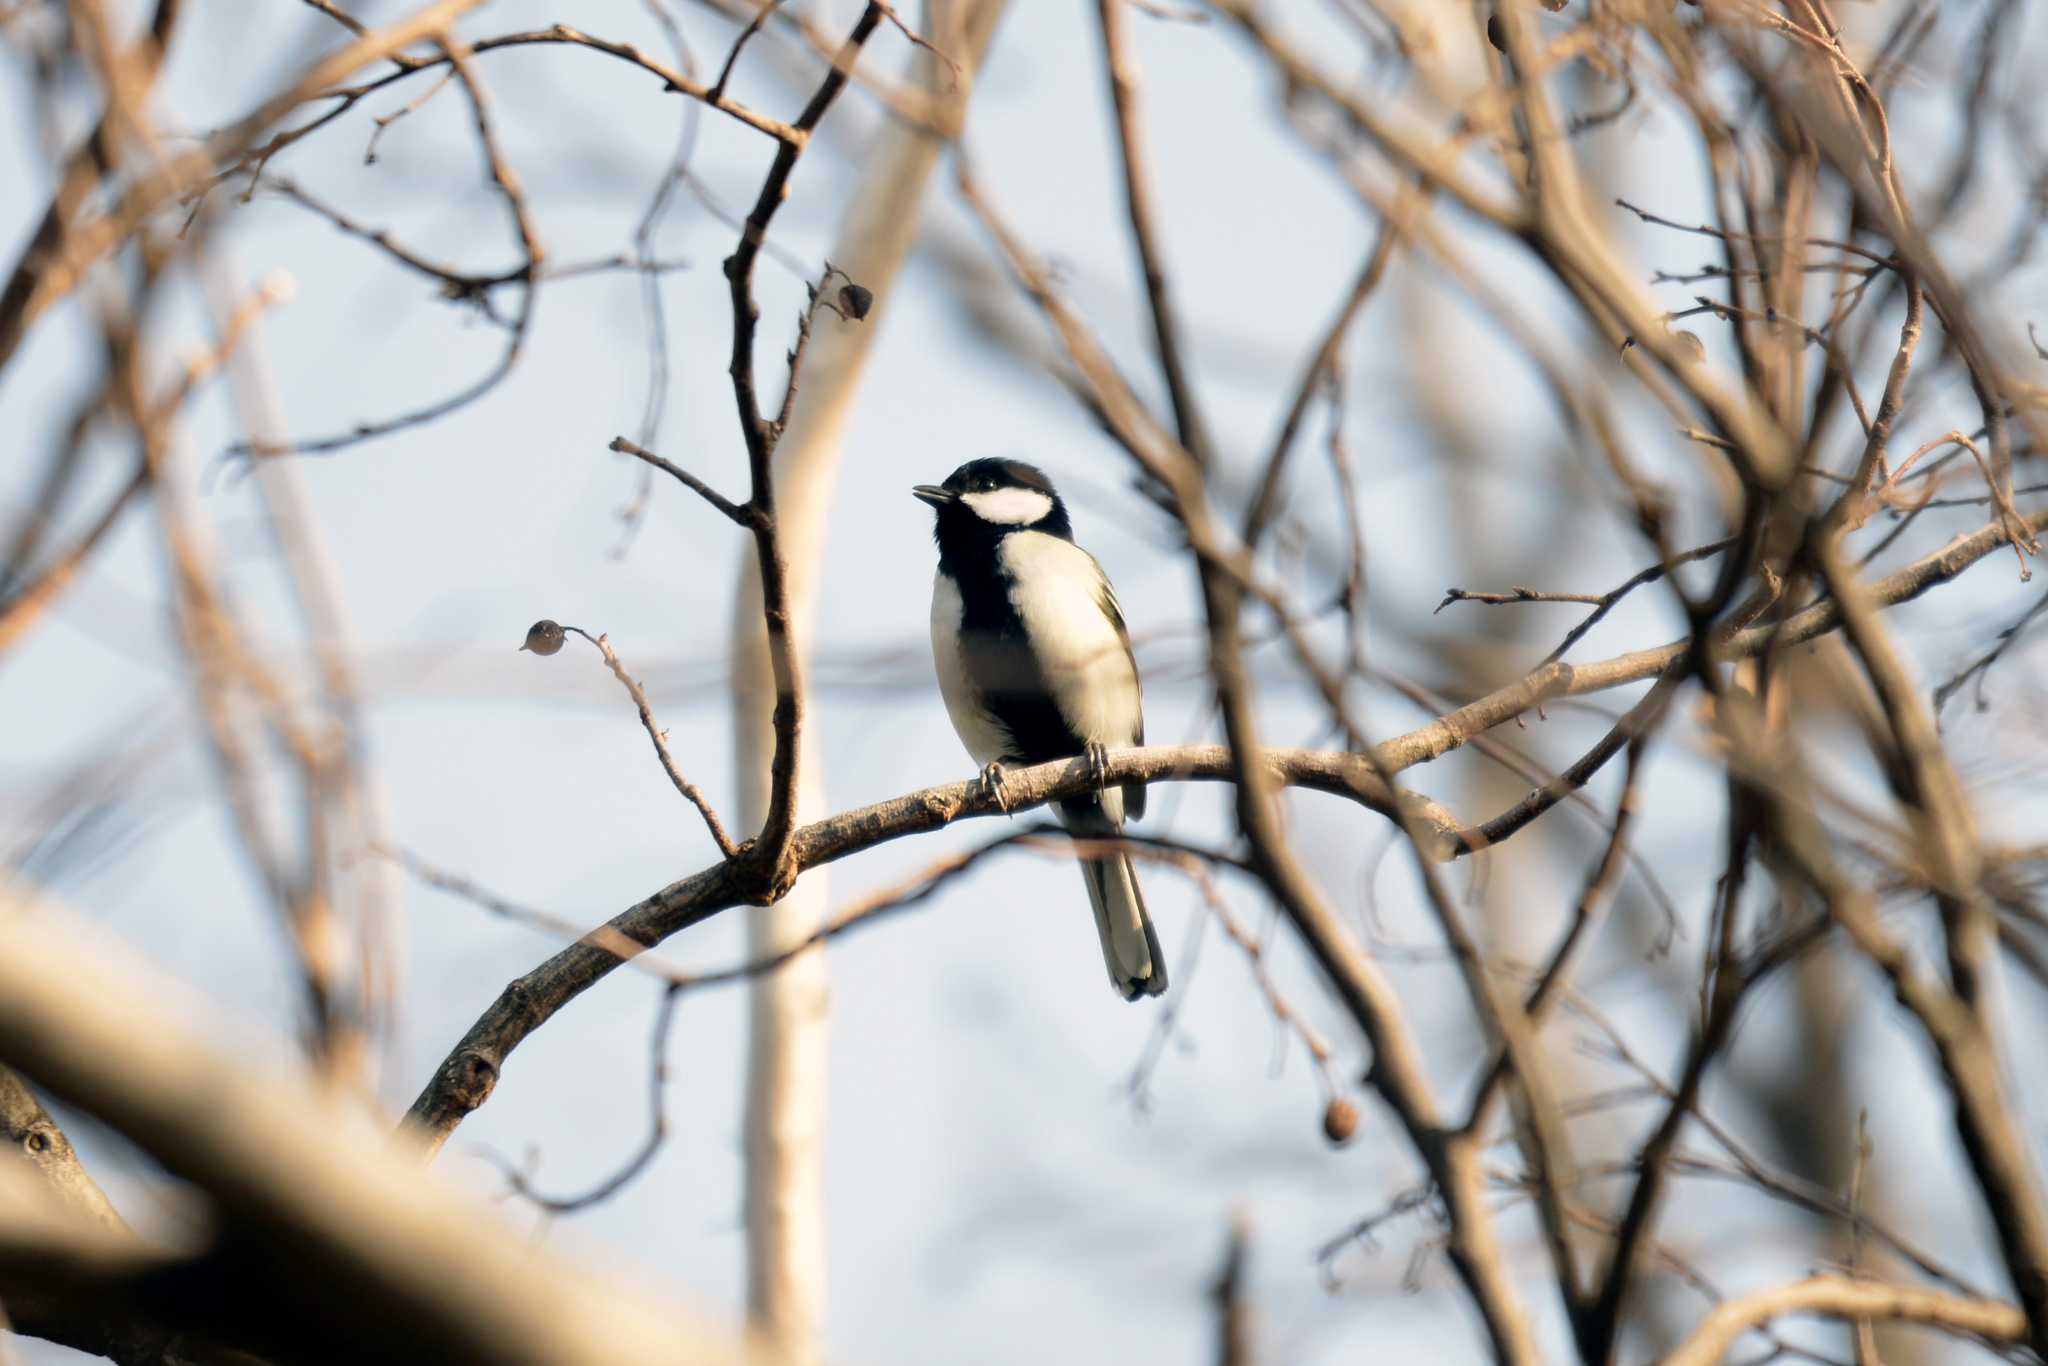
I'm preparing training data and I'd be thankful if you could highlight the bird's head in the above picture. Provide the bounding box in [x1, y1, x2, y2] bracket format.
[912, 458, 1071, 543]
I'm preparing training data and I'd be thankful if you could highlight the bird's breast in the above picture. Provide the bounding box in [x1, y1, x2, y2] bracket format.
[929, 568, 1014, 768]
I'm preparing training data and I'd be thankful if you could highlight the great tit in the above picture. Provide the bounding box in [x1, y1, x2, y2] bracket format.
[914, 458, 1166, 1000]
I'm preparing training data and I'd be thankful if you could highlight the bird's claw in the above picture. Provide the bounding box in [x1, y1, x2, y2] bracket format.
[1084, 742, 1111, 793]
[978, 761, 1012, 814]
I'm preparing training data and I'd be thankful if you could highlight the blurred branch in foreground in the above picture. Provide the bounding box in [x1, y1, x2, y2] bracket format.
[0, 882, 760, 1366]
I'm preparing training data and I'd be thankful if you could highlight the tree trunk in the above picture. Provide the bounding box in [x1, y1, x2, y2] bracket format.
[730, 4, 1010, 1360]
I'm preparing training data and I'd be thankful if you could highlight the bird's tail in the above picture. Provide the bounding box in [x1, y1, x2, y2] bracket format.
[1079, 848, 1167, 1000]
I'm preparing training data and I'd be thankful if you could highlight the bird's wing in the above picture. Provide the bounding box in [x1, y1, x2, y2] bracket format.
[996, 533, 1146, 823]
[1091, 559, 1147, 823]
[1092, 567, 1144, 746]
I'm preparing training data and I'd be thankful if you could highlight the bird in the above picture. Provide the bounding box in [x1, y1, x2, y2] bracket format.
[914, 458, 1166, 1000]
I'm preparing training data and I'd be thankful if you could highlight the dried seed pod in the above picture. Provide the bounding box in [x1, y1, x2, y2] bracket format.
[838, 282, 873, 320]
[520, 620, 566, 656]
[1323, 1097, 1360, 1145]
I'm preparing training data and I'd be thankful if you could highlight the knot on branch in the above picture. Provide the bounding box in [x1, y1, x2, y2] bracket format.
[732, 840, 800, 906]
[444, 1049, 499, 1114]
[18, 1118, 65, 1161]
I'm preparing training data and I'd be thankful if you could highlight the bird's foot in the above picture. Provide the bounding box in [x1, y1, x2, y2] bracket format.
[978, 761, 1012, 814]
[1084, 741, 1112, 793]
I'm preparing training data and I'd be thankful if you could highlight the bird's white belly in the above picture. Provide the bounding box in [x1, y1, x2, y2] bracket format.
[930, 570, 1011, 768]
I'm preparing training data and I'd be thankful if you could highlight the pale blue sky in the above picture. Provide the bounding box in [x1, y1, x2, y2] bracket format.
[5, 2, 2048, 1362]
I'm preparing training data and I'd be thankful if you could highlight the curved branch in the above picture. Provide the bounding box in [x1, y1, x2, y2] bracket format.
[558, 625, 739, 858]
[1661, 1276, 2025, 1366]
[0, 896, 756, 1366]
[403, 742, 1453, 1153]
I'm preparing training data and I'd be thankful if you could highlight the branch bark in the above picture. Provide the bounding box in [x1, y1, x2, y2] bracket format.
[0, 887, 762, 1366]
[405, 740, 1450, 1152]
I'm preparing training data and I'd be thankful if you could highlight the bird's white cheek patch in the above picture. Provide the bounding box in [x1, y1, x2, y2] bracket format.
[961, 486, 1054, 526]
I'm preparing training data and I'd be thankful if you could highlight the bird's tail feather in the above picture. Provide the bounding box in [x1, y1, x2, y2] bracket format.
[1080, 850, 1167, 1000]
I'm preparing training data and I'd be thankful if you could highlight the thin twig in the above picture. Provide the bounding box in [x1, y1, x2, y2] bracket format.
[230, 30, 545, 459]
[1437, 538, 1737, 667]
[1096, 0, 1211, 465]
[608, 436, 755, 527]
[708, 0, 786, 105]
[558, 624, 739, 858]
[501, 983, 684, 1213]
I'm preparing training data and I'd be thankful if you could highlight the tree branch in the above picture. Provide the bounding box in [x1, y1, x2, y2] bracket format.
[1095, 0, 1211, 464]
[403, 741, 1456, 1154]
[721, 2, 885, 887]
[0, 889, 763, 1366]
[554, 624, 739, 858]
[608, 437, 756, 527]
[1660, 1276, 2025, 1366]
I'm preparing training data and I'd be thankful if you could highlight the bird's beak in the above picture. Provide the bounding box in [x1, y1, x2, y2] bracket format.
[912, 484, 957, 508]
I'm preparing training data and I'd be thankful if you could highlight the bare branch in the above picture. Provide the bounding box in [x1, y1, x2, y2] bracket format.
[608, 437, 756, 527]
[403, 740, 1461, 1153]
[1660, 1276, 2025, 1366]
[1095, 0, 1211, 464]
[0, 888, 763, 1366]
[521, 623, 739, 858]
[721, 2, 885, 881]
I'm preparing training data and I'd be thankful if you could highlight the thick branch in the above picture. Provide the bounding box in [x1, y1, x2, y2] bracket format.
[0, 892, 757, 1366]
[0, 1066, 124, 1235]
[404, 742, 1453, 1153]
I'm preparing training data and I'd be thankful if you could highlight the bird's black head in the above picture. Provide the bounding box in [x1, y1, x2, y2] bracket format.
[912, 459, 1073, 554]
